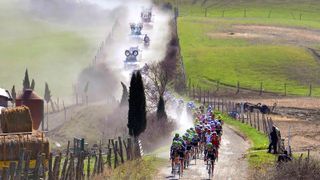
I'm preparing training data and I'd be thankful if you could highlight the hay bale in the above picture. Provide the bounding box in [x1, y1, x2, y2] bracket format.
[0, 106, 33, 133]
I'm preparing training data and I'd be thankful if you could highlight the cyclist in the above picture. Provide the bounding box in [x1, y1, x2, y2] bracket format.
[211, 132, 220, 150]
[170, 140, 185, 174]
[204, 143, 217, 175]
[191, 134, 201, 158]
[183, 135, 193, 168]
[173, 133, 181, 141]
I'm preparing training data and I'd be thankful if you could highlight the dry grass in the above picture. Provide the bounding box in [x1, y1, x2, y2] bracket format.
[254, 157, 320, 180]
[93, 156, 166, 180]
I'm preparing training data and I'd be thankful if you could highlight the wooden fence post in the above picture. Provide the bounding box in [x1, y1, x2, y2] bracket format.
[253, 112, 257, 129]
[192, 84, 195, 99]
[41, 153, 46, 180]
[87, 155, 91, 179]
[128, 138, 132, 160]
[309, 84, 312, 96]
[16, 148, 25, 178]
[118, 137, 124, 164]
[268, 10, 272, 18]
[216, 81, 220, 91]
[66, 153, 74, 180]
[199, 87, 202, 103]
[93, 154, 98, 176]
[76, 152, 81, 180]
[34, 153, 41, 179]
[221, 99, 224, 113]
[257, 111, 260, 131]
[101, 149, 104, 174]
[260, 82, 263, 95]
[24, 151, 31, 180]
[9, 162, 16, 180]
[299, 13, 302, 20]
[113, 141, 119, 168]
[48, 153, 53, 180]
[203, 90, 206, 105]
[236, 81, 240, 94]
[2, 167, 8, 180]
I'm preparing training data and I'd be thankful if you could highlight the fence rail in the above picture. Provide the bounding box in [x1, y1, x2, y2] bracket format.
[0, 137, 143, 180]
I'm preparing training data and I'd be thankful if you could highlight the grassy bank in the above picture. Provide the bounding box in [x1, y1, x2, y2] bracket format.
[97, 155, 166, 180]
[221, 114, 275, 168]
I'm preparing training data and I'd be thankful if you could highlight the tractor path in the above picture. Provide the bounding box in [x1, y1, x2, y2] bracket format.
[155, 125, 250, 180]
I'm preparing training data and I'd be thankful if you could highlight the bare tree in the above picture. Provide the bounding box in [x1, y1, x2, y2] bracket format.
[144, 62, 170, 110]
[146, 62, 170, 96]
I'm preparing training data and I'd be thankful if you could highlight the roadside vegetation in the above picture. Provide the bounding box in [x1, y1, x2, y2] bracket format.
[221, 114, 275, 168]
[95, 156, 166, 179]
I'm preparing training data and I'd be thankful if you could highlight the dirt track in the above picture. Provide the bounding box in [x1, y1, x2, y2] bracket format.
[208, 25, 320, 47]
[155, 125, 250, 180]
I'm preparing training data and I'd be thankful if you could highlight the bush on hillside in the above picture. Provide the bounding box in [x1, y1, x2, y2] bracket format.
[254, 156, 320, 180]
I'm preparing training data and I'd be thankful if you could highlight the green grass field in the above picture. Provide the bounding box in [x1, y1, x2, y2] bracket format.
[175, 0, 320, 96]
[0, 1, 107, 100]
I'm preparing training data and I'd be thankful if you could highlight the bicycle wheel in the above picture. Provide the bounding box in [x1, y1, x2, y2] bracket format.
[212, 160, 215, 177]
[178, 163, 181, 179]
[208, 163, 211, 179]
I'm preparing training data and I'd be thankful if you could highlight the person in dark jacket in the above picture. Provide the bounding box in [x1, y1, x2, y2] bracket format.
[268, 126, 278, 154]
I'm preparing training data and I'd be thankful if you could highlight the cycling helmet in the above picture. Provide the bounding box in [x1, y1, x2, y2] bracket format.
[207, 143, 213, 148]
[175, 133, 179, 138]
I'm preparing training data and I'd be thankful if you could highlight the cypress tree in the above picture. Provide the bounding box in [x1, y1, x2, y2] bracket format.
[127, 71, 147, 137]
[11, 85, 16, 104]
[120, 82, 128, 106]
[44, 83, 52, 104]
[128, 73, 137, 137]
[44, 83, 52, 131]
[157, 96, 167, 120]
[23, 69, 30, 90]
[31, 79, 35, 90]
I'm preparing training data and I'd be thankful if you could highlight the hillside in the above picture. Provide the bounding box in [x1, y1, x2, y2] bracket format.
[174, 0, 320, 96]
[47, 103, 127, 149]
[0, 0, 112, 100]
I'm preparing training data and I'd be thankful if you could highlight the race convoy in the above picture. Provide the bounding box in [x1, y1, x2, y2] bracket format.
[170, 103, 223, 179]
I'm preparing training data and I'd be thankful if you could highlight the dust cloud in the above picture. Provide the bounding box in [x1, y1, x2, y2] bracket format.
[76, 0, 173, 102]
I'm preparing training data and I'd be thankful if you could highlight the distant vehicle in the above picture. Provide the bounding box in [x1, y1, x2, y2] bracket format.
[130, 23, 143, 36]
[143, 34, 150, 48]
[141, 7, 152, 23]
[124, 47, 141, 71]
[129, 23, 147, 42]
